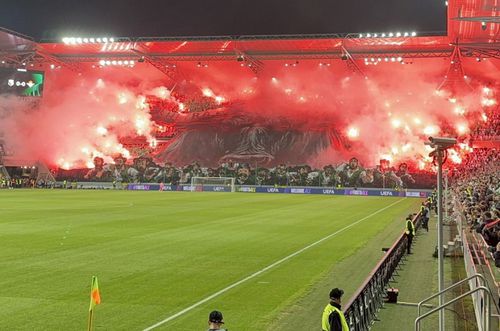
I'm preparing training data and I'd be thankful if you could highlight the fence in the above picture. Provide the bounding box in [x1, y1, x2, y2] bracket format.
[343, 211, 422, 331]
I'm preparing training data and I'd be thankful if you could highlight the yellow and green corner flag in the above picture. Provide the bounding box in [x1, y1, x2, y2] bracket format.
[89, 276, 101, 311]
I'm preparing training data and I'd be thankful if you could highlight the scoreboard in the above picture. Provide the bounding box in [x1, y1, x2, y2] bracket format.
[0, 68, 44, 97]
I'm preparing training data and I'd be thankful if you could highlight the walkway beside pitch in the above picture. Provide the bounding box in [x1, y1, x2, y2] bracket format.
[372, 214, 477, 331]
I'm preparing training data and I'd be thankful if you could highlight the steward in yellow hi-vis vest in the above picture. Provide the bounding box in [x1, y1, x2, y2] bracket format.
[322, 288, 349, 331]
[405, 215, 415, 254]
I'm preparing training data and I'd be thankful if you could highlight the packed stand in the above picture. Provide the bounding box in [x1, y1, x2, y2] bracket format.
[451, 148, 500, 266]
[54, 155, 435, 189]
[470, 106, 500, 140]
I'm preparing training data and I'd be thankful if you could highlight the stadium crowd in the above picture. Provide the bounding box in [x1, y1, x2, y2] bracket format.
[470, 107, 500, 139]
[451, 148, 500, 266]
[54, 156, 435, 189]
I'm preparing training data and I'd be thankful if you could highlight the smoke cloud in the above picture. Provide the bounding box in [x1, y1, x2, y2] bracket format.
[0, 57, 497, 169]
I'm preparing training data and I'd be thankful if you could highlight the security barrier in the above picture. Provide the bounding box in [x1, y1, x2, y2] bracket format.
[343, 212, 422, 331]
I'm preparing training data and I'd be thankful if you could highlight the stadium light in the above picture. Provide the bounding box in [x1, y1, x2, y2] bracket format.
[62, 36, 116, 45]
[388, 32, 394, 37]
[395, 32, 401, 37]
[411, 31, 417, 37]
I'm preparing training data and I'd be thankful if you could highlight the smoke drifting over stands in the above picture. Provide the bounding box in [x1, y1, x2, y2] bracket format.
[0, 57, 498, 177]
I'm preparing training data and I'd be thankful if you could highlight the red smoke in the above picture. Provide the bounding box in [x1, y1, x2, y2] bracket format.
[0, 57, 497, 169]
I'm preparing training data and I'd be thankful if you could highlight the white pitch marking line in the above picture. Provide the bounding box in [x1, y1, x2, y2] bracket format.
[143, 198, 406, 330]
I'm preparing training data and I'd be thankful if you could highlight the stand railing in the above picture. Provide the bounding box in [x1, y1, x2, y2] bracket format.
[415, 284, 494, 331]
[417, 273, 486, 317]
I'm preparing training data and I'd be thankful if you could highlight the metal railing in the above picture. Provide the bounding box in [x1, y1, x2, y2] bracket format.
[417, 273, 487, 317]
[343, 211, 422, 331]
[415, 285, 494, 331]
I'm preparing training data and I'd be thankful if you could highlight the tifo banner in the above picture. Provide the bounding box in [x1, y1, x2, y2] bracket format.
[125, 183, 430, 198]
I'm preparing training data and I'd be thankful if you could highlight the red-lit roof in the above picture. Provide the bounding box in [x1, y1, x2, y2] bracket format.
[1, 0, 498, 64]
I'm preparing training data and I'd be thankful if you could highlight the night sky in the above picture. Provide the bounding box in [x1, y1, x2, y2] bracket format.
[1, 0, 447, 40]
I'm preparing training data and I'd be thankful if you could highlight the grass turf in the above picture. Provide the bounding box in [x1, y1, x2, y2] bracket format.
[0, 190, 420, 330]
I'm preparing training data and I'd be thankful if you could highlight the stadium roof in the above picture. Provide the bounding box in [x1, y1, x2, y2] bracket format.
[0, 0, 498, 71]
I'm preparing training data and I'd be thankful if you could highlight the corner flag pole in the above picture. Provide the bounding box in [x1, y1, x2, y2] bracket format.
[88, 309, 94, 331]
[88, 276, 101, 331]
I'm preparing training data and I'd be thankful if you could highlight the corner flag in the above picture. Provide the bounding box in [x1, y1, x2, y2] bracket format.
[89, 276, 101, 311]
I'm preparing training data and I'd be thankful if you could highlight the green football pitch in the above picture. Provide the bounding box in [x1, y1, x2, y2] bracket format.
[0, 190, 421, 330]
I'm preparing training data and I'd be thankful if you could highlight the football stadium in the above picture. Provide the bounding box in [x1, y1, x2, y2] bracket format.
[0, 0, 499, 330]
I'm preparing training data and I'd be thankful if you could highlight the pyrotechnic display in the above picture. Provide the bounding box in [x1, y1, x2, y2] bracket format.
[0, 57, 497, 172]
[1, 1, 500, 331]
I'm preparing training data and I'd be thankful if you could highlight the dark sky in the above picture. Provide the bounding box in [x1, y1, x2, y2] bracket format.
[1, 0, 446, 40]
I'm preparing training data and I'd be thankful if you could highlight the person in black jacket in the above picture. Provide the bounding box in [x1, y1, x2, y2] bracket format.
[207, 310, 227, 331]
[322, 288, 349, 331]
